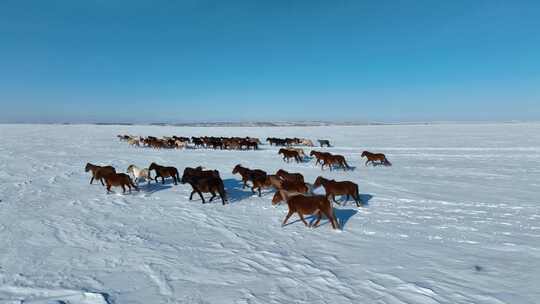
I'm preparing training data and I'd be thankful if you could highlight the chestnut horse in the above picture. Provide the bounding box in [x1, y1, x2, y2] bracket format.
[276, 169, 305, 183]
[313, 176, 362, 207]
[271, 180, 309, 205]
[232, 164, 267, 197]
[310, 150, 331, 166]
[104, 173, 138, 193]
[280, 191, 339, 230]
[321, 154, 351, 171]
[85, 163, 116, 185]
[278, 148, 302, 163]
[181, 175, 227, 205]
[361, 151, 392, 166]
[149, 162, 180, 185]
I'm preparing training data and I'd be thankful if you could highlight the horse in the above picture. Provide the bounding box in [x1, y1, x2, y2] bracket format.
[127, 164, 152, 184]
[263, 174, 282, 189]
[280, 191, 339, 230]
[317, 139, 331, 147]
[276, 169, 305, 183]
[232, 164, 267, 196]
[285, 147, 306, 158]
[271, 180, 310, 205]
[310, 150, 331, 166]
[174, 140, 188, 149]
[182, 166, 221, 180]
[321, 154, 351, 171]
[361, 151, 392, 166]
[313, 176, 362, 207]
[278, 148, 302, 163]
[149, 162, 180, 185]
[127, 137, 140, 146]
[104, 173, 138, 193]
[85, 163, 116, 185]
[300, 139, 314, 146]
[181, 175, 227, 205]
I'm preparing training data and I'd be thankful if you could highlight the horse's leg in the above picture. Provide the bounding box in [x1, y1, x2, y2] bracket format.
[298, 213, 309, 227]
[282, 210, 294, 226]
[258, 187, 262, 197]
[106, 184, 112, 193]
[173, 176, 178, 185]
[121, 185, 126, 193]
[161, 176, 165, 184]
[100, 178, 105, 186]
[242, 179, 247, 189]
[365, 159, 369, 166]
[189, 191, 195, 200]
[197, 191, 205, 204]
[312, 211, 323, 227]
[90, 177, 94, 184]
[209, 191, 216, 202]
[332, 194, 340, 205]
[321, 209, 337, 229]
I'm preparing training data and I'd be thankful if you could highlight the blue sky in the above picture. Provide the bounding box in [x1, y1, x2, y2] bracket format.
[0, 0, 539, 123]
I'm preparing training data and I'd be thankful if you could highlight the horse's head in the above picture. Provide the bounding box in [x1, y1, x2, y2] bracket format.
[149, 162, 157, 170]
[278, 148, 285, 154]
[313, 176, 325, 188]
[232, 164, 241, 174]
[361, 151, 367, 157]
[85, 163, 92, 172]
[126, 164, 134, 173]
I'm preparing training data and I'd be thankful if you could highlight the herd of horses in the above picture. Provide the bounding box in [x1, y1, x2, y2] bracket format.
[117, 135, 333, 150]
[87, 135, 392, 230]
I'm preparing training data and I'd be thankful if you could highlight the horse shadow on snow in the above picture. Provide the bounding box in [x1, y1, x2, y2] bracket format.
[223, 178, 257, 204]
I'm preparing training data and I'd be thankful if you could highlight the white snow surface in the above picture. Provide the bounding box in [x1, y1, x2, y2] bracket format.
[0, 123, 539, 304]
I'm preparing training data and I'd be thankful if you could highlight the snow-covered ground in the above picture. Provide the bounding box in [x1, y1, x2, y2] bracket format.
[0, 123, 539, 304]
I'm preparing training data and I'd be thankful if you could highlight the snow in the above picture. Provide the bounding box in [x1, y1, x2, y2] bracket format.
[0, 123, 539, 304]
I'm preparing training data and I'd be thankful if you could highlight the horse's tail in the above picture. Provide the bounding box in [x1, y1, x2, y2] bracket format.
[355, 184, 362, 206]
[343, 159, 351, 170]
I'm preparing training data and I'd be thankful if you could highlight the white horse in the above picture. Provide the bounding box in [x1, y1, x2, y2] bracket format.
[127, 164, 152, 184]
[175, 140, 188, 149]
[127, 137, 140, 147]
[300, 139, 314, 146]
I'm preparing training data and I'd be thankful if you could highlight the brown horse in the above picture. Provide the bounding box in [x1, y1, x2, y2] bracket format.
[321, 154, 351, 171]
[280, 191, 339, 230]
[278, 148, 302, 163]
[232, 164, 267, 197]
[271, 180, 309, 205]
[104, 173, 138, 193]
[181, 175, 227, 205]
[276, 169, 305, 183]
[85, 163, 116, 185]
[309, 150, 331, 166]
[313, 176, 362, 207]
[149, 162, 180, 185]
[263, 174, 282, 189]
[361, 151, 392, 166]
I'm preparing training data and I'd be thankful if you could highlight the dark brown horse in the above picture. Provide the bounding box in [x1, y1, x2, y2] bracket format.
[321, 154, 351, 171]
[182, 166, 221, 180]
[313, 176, 362, 207]
[149, 162, 180, 185]
[276, 169, 305, 183]
[85, 163, 116, 185]
[278, 148, 302, 163]
[181, 175, 227, 205]
[361, 151, 392, 166]
[280, 191, 339, 230]
[232, 164, 267, 197]
[104, 173, 138, 193]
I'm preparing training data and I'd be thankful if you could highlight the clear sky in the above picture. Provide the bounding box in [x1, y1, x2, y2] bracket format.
[0, 0, 539, 123]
